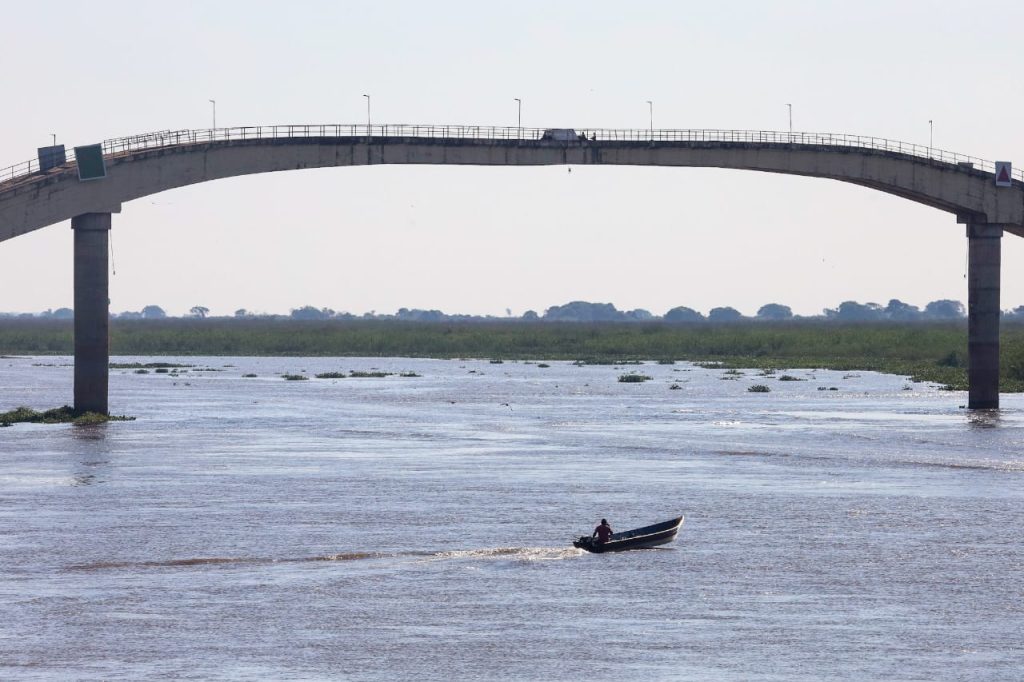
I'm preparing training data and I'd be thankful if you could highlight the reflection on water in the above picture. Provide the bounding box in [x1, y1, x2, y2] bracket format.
[2, 356, 1023, 681]
[966, 408, 1002, 429]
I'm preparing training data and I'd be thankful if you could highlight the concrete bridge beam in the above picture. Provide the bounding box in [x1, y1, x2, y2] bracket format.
[72, 212, 110, 414]
[967, 223, 1002, 409]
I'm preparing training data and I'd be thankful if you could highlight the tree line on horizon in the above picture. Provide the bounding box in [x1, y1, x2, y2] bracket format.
[8, 298, 1024, 323]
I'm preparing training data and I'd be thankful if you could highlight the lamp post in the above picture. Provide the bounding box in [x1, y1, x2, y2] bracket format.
[209, 99, 216, 130]
[786, 103, 792, 137]
[50, 133, 56, 147]
[514, 98, 521, 138]
[646, 100, 653, 139]
[363, 94, 371, 135]
[929, 119, 933, 154]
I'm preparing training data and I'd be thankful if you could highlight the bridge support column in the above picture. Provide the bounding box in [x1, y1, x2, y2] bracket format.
[967, 223, 1002, 410]
[72, 213, 111, 415]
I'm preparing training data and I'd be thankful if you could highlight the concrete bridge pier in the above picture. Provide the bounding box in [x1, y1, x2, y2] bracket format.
[967, 222, 1003, 409]
[72, 212, 111, 414]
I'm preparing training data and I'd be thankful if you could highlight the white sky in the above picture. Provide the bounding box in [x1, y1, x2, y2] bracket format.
[2, 0, 1023, 317]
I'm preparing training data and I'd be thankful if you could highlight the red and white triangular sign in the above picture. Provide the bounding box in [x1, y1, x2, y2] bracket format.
[995, 161, 1012, 187]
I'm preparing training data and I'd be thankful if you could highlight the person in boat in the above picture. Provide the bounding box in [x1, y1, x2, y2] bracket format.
[593, 519, 613, 544]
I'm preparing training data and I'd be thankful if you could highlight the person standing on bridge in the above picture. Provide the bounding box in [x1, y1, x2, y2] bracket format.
[593, 519, 613, 544]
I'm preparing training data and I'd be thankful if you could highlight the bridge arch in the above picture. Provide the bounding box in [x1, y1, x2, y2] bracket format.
[1, 125, 1020, 410]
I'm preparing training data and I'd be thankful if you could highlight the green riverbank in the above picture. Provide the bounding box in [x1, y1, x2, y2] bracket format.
[3, 318, 1024, 391]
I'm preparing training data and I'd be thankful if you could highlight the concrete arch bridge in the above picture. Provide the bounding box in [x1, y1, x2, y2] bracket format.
[1, 124, 1021, 411]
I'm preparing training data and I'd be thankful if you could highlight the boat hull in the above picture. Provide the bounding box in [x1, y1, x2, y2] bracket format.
[573, 516, 684, 553]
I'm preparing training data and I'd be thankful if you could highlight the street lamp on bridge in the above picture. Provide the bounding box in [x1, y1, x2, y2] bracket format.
[646, 100, 653, 140]
[209, 99, 216, 130]
[786, 103, 792, 137]
[514, 98, 521, 139]
[363, 94, 371, 135]
[929, 119, 934, 155]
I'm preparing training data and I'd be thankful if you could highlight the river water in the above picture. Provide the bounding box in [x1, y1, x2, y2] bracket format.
[1, 356, 1022, 681]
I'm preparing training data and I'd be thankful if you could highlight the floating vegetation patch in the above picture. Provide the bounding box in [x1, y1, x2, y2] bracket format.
[723, 369, 744, 376]
[134, 369, 149, 374]
[778, 375, 805, 381]
[489, 359, 504, 364]
[747, 384, 771, 393]
[669, 383, 682, 390]
[817, 386, 839, 391]
[577, 358, 643, 366]
[242, 373, 257, 378]
[657, 359, 676, 365]
[281, 374, 309, 381]
[314, 372, 347, 379]
[537, 363, 550, 368]
[109, 362, 192, 369]
[154, 368, 170, 374]
[618, 373, 653, 383]
[0, 405, 135, 427]
[349, 371, 392, 378]
[399, 372, 421, 377]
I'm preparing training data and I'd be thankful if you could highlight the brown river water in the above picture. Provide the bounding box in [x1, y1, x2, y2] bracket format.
[2, 356, 1023, 680]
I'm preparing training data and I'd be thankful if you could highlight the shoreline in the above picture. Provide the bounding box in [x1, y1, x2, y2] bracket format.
[3, 319, 1024, 392]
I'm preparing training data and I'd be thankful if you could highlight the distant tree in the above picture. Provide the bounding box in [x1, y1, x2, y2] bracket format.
[885, 299, 921, 321]
[1004, 305, 1024, 320]
[521, 310, 540, 321]
[396, 308, 446, 322]
[189, 306, 210, 319]
[756, 303, 793, 321]
[923, 299, 965, 319]
[708, 306, 743, 322]
[290, 306, 334, 320]
[38, 308, 74, 319]
[624, 308, 655, 321]
[117, 311, 143, 320]
[141, 305, 167, 319]
[832, 301, 885, 322]
[663, 306, 704, 323]
[234, 308, 249, 318]
[543, 301, 624, 322]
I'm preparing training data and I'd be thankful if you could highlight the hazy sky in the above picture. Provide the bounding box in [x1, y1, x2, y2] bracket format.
[2, 0, 1023, 317]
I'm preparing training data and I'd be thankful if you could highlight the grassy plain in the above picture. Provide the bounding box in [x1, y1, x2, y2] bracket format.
[3, 318, 1024, 391]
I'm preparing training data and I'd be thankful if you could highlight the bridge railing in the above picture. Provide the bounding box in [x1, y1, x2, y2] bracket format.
[3, 124, 1022, 185]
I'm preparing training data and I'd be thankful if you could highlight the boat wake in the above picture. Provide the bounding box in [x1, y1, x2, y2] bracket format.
[67, 547, 582, 572]
[424, 546, 583, 563]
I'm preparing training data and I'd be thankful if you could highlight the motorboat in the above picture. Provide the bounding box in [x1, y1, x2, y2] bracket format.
[573, 516, 684, 553]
